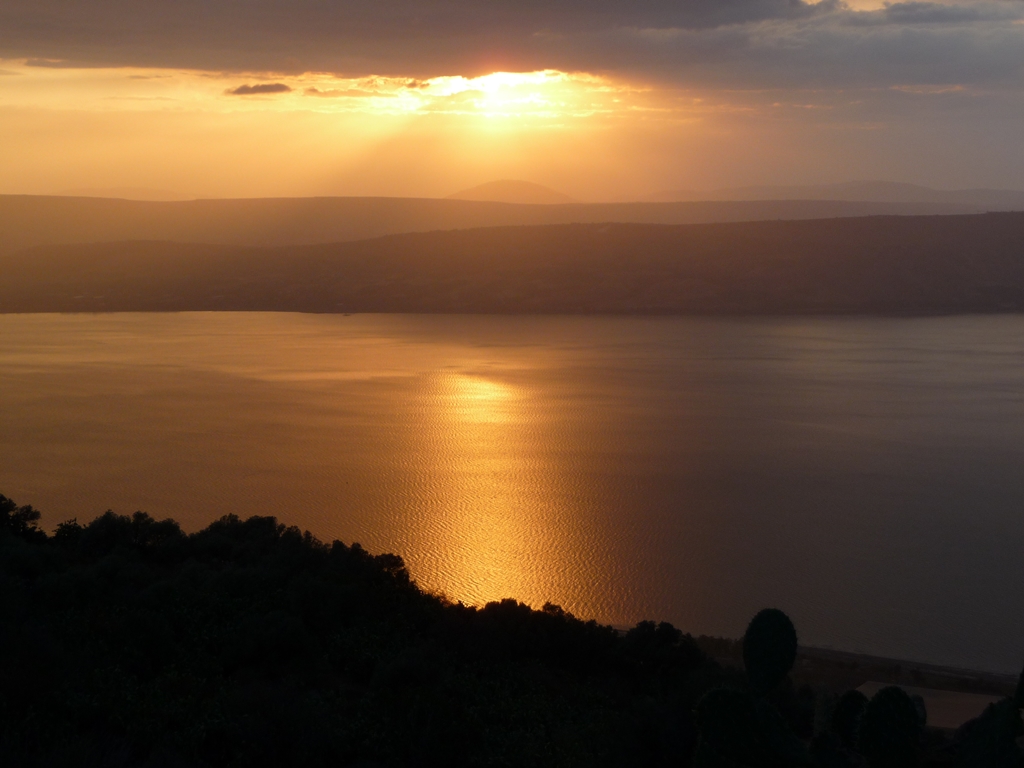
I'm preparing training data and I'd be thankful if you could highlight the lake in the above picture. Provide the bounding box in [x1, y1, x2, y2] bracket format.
[2, 312, 1024, 673]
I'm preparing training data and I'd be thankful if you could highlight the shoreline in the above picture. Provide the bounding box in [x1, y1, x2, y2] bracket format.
[697, 638, 1017, 698]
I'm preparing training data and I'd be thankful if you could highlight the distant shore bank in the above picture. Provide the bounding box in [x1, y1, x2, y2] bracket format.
[4, 213, 1024, 316]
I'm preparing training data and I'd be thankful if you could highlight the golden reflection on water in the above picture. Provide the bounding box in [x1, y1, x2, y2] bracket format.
[449, 375, 514, 424]
[414, 372, 570, 609]
[8, 313, 1024, 671]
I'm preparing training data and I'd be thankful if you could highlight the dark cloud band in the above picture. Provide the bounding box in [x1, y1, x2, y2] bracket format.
[0, 0, 1022, 89]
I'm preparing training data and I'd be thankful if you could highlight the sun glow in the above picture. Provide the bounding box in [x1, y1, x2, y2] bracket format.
[0, 57, 724, 200]
[304, 69, 633, 119]
[0, 60, 646, 120]
[419, 71, 573, 116]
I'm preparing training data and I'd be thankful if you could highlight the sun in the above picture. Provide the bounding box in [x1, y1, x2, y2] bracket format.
[417, 70, 575, 117]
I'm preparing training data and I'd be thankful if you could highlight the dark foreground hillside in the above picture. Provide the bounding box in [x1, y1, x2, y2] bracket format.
[3, 493, 1023, 767]
[3, 213, 1024, 315]
[0, 494, 721, 767]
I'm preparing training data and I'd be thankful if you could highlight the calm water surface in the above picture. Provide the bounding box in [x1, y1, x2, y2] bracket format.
[3, 313, 1024, 672]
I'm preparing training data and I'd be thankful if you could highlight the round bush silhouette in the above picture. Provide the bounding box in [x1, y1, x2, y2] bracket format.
[742, 608, 798, 695]
[832, 689, 869, 749]
[858, 686, 922, 767]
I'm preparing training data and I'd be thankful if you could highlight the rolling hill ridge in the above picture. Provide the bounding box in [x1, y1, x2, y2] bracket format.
[0, 194, 985, 257]
[4, 213, 1024, 315]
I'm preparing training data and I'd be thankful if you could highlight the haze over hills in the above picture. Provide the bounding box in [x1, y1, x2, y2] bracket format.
[0, 195, 984, 256]
[5, 213, 1024, 316]
[446, 180, 576, 204]
[649, 181, 1024, 209]
[57, 187, 198, 202]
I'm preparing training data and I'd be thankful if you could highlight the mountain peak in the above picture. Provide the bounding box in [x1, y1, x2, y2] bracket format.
[446, 180, 575, 205]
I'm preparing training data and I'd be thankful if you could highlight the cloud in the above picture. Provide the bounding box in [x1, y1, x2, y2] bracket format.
[0, 0, 845, 77]
[852, 1, 1024, 25]
[0, 0, 1022, 92]
[226, 83, 292, 95]
[305, 87, 384, 98]
[24, 57, 75, 68]
[561, 1, 1024, 89]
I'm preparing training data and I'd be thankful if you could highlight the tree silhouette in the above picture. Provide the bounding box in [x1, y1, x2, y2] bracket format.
[5, 491, 1016, 768]
[858, 686, 922, 768]
[743, 608, 798, 696]
[0, 493, 45, 541]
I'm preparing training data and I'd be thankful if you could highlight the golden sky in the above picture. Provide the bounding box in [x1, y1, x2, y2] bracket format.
[2, 0, 1023, 199]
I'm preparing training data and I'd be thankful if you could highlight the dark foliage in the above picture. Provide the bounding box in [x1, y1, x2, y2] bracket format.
[858, 686, 923, 767]
[0, 493, 46, 542]
[1014, 663, 1024, 709]
[954, 698, 1023, 768]
[3, 493, 1022, 768]
[0, 496, 719, 767]
[743, 608, 798, 696]
[833, 689, 869, 750]
[692, 687, 763, 767]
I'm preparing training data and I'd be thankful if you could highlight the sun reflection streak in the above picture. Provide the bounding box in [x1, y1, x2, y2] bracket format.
[448, 375, 514, 423]
[406, 372, 576, 609]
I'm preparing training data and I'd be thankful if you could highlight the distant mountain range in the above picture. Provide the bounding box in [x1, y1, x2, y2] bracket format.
[58, 187, 198, 202]
[0, 195, 986, 256]
[446, 180, 575, 204]
[649, 181, 1024, 209]
[5, 213, 1024, 315]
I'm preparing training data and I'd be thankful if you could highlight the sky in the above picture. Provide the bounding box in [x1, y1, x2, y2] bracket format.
[2, 0, 1023, 200]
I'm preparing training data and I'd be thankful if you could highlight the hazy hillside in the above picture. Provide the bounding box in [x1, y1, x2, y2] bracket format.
[57, 187, 197, 201]
[4, 213, 1024, 315]
[650, 181, 1024, 209]
[446, 180, 576, 204]
[0, 195, 980, 256]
